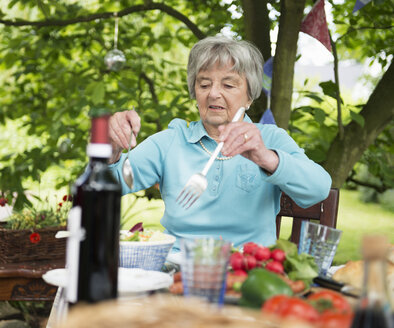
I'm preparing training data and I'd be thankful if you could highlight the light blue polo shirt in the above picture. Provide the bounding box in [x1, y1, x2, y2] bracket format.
[109, 114, 331, 250]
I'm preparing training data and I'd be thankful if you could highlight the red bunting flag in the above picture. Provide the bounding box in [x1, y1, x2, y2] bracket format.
[300, 0, 332, 53]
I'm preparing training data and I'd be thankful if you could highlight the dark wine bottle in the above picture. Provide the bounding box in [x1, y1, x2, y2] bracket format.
[66, 113, 121, 304]
[350, 235, 393, 328]
[351, 307, 391, 328]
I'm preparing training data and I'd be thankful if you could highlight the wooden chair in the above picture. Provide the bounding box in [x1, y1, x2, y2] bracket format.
[276, 188, 340, 245]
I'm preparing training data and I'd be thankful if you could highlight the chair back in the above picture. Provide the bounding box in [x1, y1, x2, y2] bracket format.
[276, 188, 340, 245]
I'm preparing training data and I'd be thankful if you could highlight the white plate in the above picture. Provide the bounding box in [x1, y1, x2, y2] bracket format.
[327, 264, 345, 277]
[43, 268, 68, 288]
[42, 268, 173, 296]
[118, 268, 173, 295]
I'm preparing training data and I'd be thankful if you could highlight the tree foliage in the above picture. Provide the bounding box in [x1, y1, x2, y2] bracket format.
[0, 0, 393, 209]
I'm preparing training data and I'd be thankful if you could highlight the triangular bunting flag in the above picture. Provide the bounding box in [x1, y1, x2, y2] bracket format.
[262, 57, 274, 96]
[352, 0, 372, 13]
[259, 108, 276, 125]
[300, 0, 332, 52]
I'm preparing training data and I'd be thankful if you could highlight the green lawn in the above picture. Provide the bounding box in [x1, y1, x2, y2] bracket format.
[120, 189, 394, 265]
[332, 190, 394, 264]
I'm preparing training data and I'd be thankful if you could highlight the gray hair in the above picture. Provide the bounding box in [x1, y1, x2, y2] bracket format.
[187, 35, 264, 101]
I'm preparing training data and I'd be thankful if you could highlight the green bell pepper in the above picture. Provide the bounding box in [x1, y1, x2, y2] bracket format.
[239, 268, 293, 308]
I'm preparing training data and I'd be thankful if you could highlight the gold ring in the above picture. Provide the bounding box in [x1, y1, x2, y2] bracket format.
[244, 133, 248, 142]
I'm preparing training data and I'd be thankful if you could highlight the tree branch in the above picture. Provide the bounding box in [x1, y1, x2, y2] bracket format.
[323, 61, 394, 187]
[346, 177, 388, 193]
[0, 2, 206, 40]
[139, 72, 162, 131]
[330, 33, 344, 140]
[140, 72, 158, 104]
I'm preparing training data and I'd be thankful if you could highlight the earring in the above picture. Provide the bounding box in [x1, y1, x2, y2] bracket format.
[196, 104, 199, 108]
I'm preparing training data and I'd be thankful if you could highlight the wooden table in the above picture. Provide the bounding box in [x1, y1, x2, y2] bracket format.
[56, 289, 357, 328]
[55, 294, 283, 328]
[0, 260, 64, 301]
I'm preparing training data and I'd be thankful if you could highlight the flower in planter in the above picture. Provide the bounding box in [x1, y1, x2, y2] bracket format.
[30, 232, 41, 244]
[4, 194, 73, 230]
[0, 197, 8, 207]
[62, 195, 72, 202]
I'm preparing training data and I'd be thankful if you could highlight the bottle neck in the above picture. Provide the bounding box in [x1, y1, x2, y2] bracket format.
[88, 115, 112, 159]
[362, 258, 392, 309]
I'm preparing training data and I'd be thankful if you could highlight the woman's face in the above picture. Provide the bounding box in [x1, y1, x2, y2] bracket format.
[195, 61, 251, 133]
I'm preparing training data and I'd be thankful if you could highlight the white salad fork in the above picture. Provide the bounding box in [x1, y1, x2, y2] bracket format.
[176, 106, 246, 209]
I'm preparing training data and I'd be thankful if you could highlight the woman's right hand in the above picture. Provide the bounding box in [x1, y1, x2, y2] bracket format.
[108, 109, 141, 163]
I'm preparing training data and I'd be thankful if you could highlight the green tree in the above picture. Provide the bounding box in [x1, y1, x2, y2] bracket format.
[0, 0, 392, 208]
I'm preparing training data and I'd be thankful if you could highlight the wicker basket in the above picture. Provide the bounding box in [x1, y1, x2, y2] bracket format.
[0, 225, 66, 264]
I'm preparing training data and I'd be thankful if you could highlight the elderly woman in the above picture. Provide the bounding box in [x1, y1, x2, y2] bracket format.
[108, 35, 331, 250]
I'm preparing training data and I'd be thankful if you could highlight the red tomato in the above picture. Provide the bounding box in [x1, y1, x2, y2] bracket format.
[231, 251, 243, 259]
[279, 298, 320, 322]
[243, 255, 257, 270]
[317, 310, 354, 328]
[265, 260, 284, 274]
[262, 295, 320, 323]
[307, 290, 352, 313]
[254, 246, 271, 261]
[270, 249, 286, 263]
[261, 294, 291, 313]
[230, 252, 244, 270]
[243, 242, 259, 255]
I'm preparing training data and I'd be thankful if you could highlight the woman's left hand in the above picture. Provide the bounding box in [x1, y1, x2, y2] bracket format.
[218, 122, 279, 174]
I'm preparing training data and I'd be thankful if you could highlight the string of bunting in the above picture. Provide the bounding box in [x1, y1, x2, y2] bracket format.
[300, 0, 332, 53]
[352, 0, 372, 13]
[260, 0, 370, 124]
[260, 57, 276, 125]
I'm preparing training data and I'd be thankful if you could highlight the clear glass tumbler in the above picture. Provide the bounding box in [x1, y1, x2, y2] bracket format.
[180, 238, 231, 306]
[298, 221, 342, 276]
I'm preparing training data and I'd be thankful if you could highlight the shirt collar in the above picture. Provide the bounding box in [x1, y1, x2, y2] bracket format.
[186, 113, 253, 143]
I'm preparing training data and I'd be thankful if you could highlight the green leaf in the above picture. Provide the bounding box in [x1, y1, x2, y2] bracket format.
[275, 239, 298, 256]
[294, 106, 315, 115]
[3, 52, 18, 68]
[350, 110, 365, 127]
[290, 111, 305, 121]
[36, 0, 50, 18]
[144, 109, 159, 120]
[7, 0, 19, 9]
[275, 240, 318, 284]
[286, 254, 318, 280]
[319, 80, 339, 101]
[86, 81, 106, 105]
[314, 108, 326, 125]
[306, 148, 327, 162]
[304, 92, 324, 104]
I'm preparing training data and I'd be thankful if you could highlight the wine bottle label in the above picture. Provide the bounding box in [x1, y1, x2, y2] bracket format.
[87, 143, 112, 158]
[65, 206, 83, 303]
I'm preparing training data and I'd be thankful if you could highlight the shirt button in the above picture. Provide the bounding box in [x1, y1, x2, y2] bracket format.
[212, 187, 216, 191]
[215, 176, 219, 181]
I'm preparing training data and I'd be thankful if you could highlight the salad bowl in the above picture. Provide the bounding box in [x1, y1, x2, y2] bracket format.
[119, 230, 176, 271]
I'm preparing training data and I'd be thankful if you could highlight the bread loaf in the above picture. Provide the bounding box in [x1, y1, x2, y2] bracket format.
[332, 246, 394, 298]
